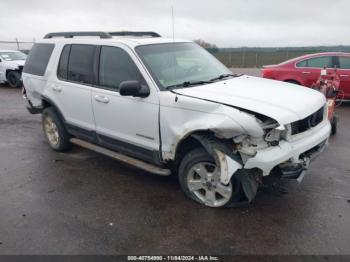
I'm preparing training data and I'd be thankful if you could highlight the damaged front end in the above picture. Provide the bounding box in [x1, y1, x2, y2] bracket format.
[190, 108, 330, 206]
[191, 134, 262, 206]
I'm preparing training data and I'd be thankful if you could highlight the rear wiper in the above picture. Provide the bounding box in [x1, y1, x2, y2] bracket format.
[209, 73, 241, 82]
[165, 80, 212, 89]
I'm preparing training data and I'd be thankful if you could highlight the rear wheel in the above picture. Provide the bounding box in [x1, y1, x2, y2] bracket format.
[178, 148, 245, 207]
[7, 71, 22, 88]
[42, 107, 72, 152]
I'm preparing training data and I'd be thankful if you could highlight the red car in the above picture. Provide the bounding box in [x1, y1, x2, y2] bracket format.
[261, 52, 350, 99]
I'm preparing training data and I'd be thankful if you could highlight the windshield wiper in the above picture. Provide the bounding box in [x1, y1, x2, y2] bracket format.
[209, 73, 240, 82]
[165, 80, 212, 89]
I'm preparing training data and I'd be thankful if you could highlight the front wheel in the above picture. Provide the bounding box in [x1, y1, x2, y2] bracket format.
[178, 148, 245, 208]
[7, 71, 22, 88]
[331, 116, 338, 135]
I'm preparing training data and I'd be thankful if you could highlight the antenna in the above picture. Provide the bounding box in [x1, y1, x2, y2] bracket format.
[171, 6, 175, 41]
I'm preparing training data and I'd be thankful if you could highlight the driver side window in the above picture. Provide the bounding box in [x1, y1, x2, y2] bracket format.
[99, 46, 145, 91]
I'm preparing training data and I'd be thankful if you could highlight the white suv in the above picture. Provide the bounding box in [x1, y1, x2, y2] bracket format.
[23, 31, 331, 208]
[0, 49, 27, 87]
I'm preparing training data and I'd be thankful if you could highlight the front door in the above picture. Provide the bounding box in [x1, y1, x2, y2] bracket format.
[91, 45, 161, 164]
[296, 56, 335, 87]
[337, 56, 350, 99]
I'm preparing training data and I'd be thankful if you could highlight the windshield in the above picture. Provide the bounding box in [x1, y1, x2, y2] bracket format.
[0, 51, 27, 61]
[135, 42, 232, 90]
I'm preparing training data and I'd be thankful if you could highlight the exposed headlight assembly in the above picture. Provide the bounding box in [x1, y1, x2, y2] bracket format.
[264, 126, 285, 145]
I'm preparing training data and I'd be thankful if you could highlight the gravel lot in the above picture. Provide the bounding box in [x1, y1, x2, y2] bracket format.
[0, 74, 350, 255]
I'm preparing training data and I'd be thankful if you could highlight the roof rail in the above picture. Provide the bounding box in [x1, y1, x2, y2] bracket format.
[109, 31, 161, 38]
[44, 32, 112, 39]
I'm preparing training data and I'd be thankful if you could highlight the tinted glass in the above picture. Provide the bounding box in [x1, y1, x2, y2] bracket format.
[99, 46, 144, 90]
[296, 60, 307, 67]
[67, 45, 95, 84]
[305, 56, 332, 68]
[339, 56, 350, 69]
[57, 45, 70, 80]
[23, 43, 55, 76]
[136, 43, 231, 90]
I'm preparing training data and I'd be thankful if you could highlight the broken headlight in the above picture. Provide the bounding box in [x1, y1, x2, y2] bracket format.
[233, 135, 268, 157]
[259, 118, 286, 146]
[264, 127, 284, 146]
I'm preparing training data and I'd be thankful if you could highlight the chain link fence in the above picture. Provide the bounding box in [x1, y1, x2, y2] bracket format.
[210, 46, 350, 68]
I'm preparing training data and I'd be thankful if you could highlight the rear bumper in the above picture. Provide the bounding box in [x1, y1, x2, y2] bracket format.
[244, 120, 331, 177]
[23, 95, 42, 114]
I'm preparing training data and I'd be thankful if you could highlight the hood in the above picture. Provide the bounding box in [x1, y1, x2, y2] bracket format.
[174, 75, 326, 125]
[3, 60, 25, 68]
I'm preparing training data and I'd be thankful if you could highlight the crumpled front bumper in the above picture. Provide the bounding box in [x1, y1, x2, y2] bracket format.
[244, 120, 331, 177]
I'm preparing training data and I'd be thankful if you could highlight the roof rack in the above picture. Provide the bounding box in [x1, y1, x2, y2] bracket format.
[109, 31, 161, 38]
[44, 32, 112, 39]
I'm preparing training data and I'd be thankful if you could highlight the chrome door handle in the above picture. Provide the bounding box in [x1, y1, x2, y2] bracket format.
[52, 86, 62, 92]
[340, 74, 349, 77]
[94, 95, 109, 104]
[302, 71, 311, 74]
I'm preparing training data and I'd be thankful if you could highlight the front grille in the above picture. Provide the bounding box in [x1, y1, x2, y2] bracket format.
[291, 106, 324, 135]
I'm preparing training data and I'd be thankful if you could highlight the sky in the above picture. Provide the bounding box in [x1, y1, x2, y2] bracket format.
[0, 0, 349, 47]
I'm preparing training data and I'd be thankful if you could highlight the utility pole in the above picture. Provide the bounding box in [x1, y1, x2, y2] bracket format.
[15, 38, 20, 50]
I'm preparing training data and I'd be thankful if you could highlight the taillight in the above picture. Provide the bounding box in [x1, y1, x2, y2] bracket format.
[262, 68, 274, 79]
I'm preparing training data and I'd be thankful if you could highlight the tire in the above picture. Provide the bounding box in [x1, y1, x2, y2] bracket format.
[285, 80, 300, 85]
[178, 148, 245, 208]
[331, 117, 337, 135]
[42, 107, 72, 152]
[7, 71, 22, 88]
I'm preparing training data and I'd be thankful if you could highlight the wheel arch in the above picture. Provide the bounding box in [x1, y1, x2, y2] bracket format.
[6, 69, 20, 77]
[41, 95, 66, 123]
[283, 79, 302, 85]
[173, 130, 213, 164]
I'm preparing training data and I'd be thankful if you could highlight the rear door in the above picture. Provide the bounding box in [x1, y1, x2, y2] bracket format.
[295, 56, 334, 87]
[50, 44, 97, 142]
[337, 56, 350, 98]
[91, 45, 161, 164]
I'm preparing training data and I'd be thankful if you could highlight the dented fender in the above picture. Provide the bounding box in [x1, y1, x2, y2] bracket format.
[191, 134, 242, 184]
[192, 134, 261, 203]
[214, 149, 242, 184]
[158, 92, 264, 161]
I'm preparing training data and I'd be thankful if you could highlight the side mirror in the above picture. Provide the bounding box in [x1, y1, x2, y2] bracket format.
[119, 80, 150, 98]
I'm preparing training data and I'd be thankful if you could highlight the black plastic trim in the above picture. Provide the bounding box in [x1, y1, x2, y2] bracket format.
[109, 31, 160, 38]
[44, 32, 112, 39]
[97, 133, 161, 165]
[65, 123, 97, 143]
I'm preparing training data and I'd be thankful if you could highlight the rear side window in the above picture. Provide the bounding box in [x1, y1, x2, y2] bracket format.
[57, 45, 71, 80]
[304, 56, 332, 68]
[296, 60, 307, 67]
[99, 46, 144, 90]
[339, 56, 350, 69]
[23, 43, 55, 76]
[67, 45, 95, 84]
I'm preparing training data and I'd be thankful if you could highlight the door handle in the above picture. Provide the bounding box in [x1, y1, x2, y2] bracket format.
[340, 74, 349, 77]
[302, 71, 311, 74]
[94, 95, 109, 104]
[52, 85, 62, 92]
